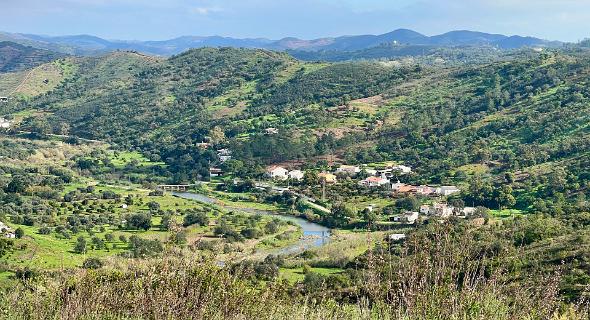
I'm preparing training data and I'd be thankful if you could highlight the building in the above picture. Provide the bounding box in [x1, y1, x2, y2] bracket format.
[0, 118, 10, 129]
[196, 142, 210, 149]
[0, 97, 8, 103]
[210, 167, 224, 177]
[318, 172, 337, 184]
[421, 203, 454, 218]
[388, 234, 406, 241]
[266, 166, 289, 180]
[394, 184, 417, 194]
[461, 207, 477, 216]
[217, 149, 233, 163]
[288, 170, 305, 181]
[364, 169, 378, 176]
[359, 176, 390, 188]
[419, 205, 431, 215]
[436, 186, 461, 196]
[416, 185, 437, 196]
[0, 221, 14, 238]
[336, 165, 361, 175]
[264, 128, 279, 135]
[391, 165, 412, 174]
[394, 211, 419, 224]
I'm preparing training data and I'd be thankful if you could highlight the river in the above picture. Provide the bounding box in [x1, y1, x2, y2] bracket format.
[172, 192, 331, 255]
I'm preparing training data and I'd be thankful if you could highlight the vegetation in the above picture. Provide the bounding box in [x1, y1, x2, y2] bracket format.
[1, 43, 590, 318]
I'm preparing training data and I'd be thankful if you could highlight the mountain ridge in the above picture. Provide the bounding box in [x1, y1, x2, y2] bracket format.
[0, 29, 563, 57]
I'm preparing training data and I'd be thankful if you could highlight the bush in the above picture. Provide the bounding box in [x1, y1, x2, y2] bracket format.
[127, 235, 164, 258]
[14, 227, 24, 239]
[38, 227, 51, 235]
[183, 212, 209, 227]
[82, 258, 104, 269]
[125, 213, 152, 230]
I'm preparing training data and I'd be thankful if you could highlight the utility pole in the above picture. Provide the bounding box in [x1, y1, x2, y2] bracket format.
[322, 178, 326, 202]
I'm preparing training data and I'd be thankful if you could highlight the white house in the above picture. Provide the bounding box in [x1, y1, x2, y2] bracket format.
[461, 207, 477, 216]
[288, 170, 305, 181]
[394, 211, 419, 224]
[391, 165, 412, 174]
[359, 176, 390, 188]
[0, 97, 8, 103]
[266, 166, 289, 180]
[0, 221, 10, 232]
[388, 234, 406, 241]
[0, 221, 14, 238]
[264, 128, 279, 135]
[419, 205, 431, 215]
[217, 149, 232, 163]
[436, 186, 461, 196]
[0, 118, 11, 129]
[420, 203, 455, 218]
[336, 165, 361, 175]
[364, 169, 378, 176]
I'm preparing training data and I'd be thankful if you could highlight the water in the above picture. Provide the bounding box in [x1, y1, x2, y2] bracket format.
[172, 192, 331, 255]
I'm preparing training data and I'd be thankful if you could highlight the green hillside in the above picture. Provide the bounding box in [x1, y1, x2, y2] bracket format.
[0, 41, 65, 73]
[1, 48, 587, 211]
[2, 46, 590, 319]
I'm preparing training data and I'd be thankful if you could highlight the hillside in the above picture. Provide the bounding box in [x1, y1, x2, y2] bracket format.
[0, 47, 588, 212]
[0, 41, 65, 73]
[2, 42, 590, 320]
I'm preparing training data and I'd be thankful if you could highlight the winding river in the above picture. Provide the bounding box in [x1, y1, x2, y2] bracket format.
[173, 192, 331, 255]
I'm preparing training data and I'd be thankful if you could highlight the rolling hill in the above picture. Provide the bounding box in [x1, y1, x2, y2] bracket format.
[0, 29, 562, 57]
[0, 46, 588, 213]
[0, 41, 66, 73]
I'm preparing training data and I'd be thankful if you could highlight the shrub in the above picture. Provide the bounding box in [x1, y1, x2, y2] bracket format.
[82, 258, 104, 269]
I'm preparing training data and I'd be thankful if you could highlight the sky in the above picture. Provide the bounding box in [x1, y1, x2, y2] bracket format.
[1, 0, 589, 42]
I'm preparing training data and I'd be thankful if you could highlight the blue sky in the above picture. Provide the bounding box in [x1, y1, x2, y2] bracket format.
[1, 0, 588, 42]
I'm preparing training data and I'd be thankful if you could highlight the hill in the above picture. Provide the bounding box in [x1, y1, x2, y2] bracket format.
[1, 43, 590, 320]
[0, 41, 66, 73]
[0, 29, 562, 57]
[0, 47, 588, 213]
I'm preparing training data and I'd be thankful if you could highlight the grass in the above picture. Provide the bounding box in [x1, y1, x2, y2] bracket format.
[279, 266, 344, 284]
[108, 151, 165, 168]
[490, 208, 525, 219]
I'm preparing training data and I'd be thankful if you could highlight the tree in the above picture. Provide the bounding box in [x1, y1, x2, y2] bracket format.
[209, 126, 226, 144]
[5, 176, 29, 194]
[326, 203, 356, 228]
[124, 195, 134, 206]
[495, 185, 516, 209]
[147, 201, 160, 212]
[104, 233, 115, 242]
[160, 214, 173, 231]
[395, 196, 419, 211]
[0, 238, 13, 258]
[128, 235, 164, 258]
[91, 236, 106, 250]
[74, 236, 87, 254]
[82, 257, 103, 269]
[14, 227, 24, 239]
[126, 213, 152, 231]
[183, 212, 209, 227]
[362, 208, 378, 227]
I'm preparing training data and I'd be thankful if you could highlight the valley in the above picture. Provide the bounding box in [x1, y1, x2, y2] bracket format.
[0, 39, 589, 319]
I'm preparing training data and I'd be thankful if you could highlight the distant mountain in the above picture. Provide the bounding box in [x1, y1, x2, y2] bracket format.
[0, 29, 563, 57]
[0, 41, 66, 73]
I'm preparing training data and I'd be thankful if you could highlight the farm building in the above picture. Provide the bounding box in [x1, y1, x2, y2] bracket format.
[266, 166, 289, 180]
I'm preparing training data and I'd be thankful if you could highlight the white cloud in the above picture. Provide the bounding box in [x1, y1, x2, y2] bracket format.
[191, 6, 223, 15]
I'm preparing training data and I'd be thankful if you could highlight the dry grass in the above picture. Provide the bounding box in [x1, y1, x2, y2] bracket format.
[2, 225, 589, 320]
